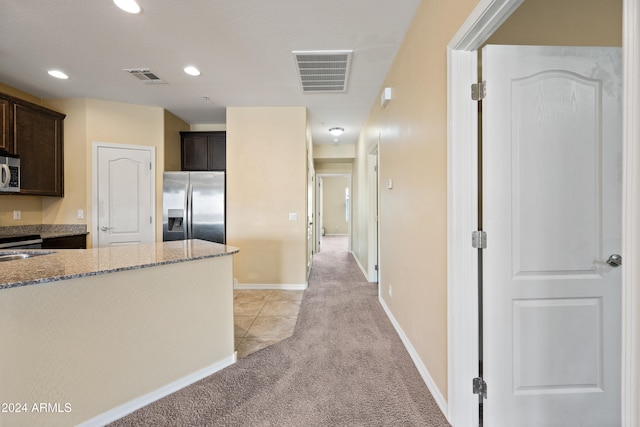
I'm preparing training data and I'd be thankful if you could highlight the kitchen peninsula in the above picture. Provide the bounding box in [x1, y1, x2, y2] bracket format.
[0, 239, 239, 427]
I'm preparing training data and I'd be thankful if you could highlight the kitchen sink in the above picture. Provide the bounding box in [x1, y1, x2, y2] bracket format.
[0, 251, 55, 262]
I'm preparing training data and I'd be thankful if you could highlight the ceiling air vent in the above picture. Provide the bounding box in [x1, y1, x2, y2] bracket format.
[123, 68, 167, 84]
[292, 50, 353, 93]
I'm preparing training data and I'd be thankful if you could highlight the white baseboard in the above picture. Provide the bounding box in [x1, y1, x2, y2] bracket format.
[378, 297, 450, 423]
[78, 353, 237, 427]
[234, 283, 308, 291]
[351, 251, 369, 280]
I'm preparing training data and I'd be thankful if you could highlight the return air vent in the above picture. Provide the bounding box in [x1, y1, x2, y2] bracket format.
[293, 50, 353, 93]
[123, 68, 167, 84]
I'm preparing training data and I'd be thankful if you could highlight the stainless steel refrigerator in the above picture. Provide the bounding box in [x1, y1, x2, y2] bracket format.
[162, 172, 225, 244]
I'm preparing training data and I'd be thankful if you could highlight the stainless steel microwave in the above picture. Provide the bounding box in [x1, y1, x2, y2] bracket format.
[0, 155, 20, 193]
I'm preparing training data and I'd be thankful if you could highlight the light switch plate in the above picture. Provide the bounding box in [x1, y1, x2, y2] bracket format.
[77, 209, 84, 219]
[13, 210, 21, 220]
[288, 212, 298, 221]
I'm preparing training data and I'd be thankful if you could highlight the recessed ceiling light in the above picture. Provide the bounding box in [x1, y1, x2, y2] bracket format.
[113, 0, 141, 14]
[48, 70, 69, 80]
[184, 66, 201, 76]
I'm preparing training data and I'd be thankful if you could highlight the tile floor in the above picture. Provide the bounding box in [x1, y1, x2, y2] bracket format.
[234, 289, 304, 358]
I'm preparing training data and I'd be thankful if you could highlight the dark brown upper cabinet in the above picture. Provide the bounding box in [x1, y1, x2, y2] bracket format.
[0, 94, 11, 153]
[0, 92, 66, 196]
[181, 131, 226, 171]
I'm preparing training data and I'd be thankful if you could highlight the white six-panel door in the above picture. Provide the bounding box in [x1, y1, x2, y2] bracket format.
[482, 45, 622, 426]
[94, 143, 155, 247]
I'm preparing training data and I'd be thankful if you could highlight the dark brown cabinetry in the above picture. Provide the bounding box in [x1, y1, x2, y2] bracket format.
[14, 101, 65, 196]
[42, 234, 87, 249]
[0, 92, 66, 196]
[0, 94, 10, 153]
[180, 131, 226, 171]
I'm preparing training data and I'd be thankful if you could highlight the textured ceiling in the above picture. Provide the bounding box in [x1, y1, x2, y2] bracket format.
[0, 1, 421, 145]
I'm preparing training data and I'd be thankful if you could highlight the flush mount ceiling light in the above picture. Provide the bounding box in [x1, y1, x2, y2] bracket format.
[48, 70, 69, 79]
[184, 66, 201, 76]
[113, 0, 141, 14]
[329, 127, 344, 137]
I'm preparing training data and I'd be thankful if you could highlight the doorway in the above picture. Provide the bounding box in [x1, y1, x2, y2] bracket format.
[315, 173, 352, 254]
[92, 142, 156, 247]
[481, 44, 621, 426]
[447, 0, 637, 425]
[367, 145, 379, 283]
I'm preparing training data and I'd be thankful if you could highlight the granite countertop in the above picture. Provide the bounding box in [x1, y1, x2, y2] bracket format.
[0, 239, 239, 290]
[0, 224, 89, 240]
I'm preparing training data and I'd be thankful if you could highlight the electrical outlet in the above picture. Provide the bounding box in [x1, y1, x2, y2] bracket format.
[77, 209, 84, 219]
[13, 210, 21, 220]
[388, 284, 393, 297]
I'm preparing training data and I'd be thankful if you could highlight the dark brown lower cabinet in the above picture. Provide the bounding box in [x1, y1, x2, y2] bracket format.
[42, 234, 87, 249]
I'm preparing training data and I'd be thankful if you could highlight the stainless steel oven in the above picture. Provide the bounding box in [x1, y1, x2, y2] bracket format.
[0, 155, 20, 193]
[0, 234, 43, 249]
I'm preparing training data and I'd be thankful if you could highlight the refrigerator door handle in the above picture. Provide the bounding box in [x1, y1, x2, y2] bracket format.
[186, 182, 192, 240]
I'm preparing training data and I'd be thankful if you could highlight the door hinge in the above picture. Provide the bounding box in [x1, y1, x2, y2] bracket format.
[471, 81, 486, 101]
[374, 165, 378, 172]
[149, 162, 152, 170]
[473, 377, 487, 398]
[472, 230, 487, 249]
[150, 216, 152, 224]
[375, 264, 378, 271]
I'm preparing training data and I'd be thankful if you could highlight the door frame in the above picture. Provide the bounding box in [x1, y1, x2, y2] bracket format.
[446, 0, 640, 425]
[91, 142, 156, 248]
[315, 173, 352, 252]
[367, 141, 380, 283]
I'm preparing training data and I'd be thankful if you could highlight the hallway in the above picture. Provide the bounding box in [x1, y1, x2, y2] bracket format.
[111, 234, 448, 426]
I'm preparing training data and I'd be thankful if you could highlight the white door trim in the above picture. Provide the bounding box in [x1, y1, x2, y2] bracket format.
[91, 142, 156, 248]
[621, 1, 640, 424]
[315, 173, 352, 251]
[447, 0, 638, 425]
[367, 142, 379, 283]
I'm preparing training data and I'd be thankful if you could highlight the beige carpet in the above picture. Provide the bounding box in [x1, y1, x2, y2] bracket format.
[110, 236, 450, 426]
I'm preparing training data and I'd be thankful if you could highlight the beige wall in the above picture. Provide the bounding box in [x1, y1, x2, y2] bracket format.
[40, 98, 166, 243]
[0, 85, 190, 240]
[313, 143, 355, 162]
[353, 0, 480, 397]
[352, 0, 622, 402]
[41, 98, 88, 225]
[314, 161, 353, 174]
[486, 0, 622, 46]
[164, 110, 191, 172]
[85, 99, 167, 242]
[0, 256, 234, 426]
[190, 124, 226, 132]
[227, 107, 309, 286]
